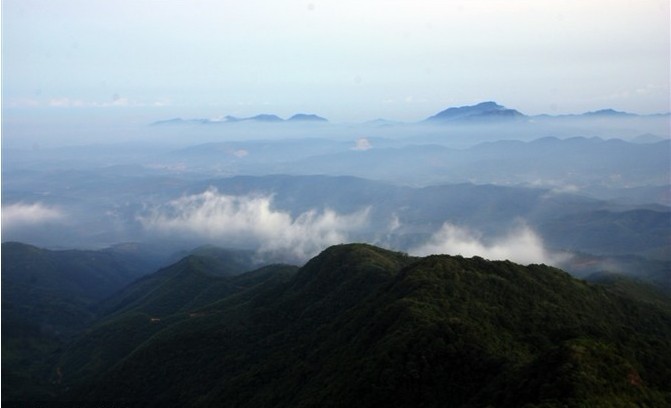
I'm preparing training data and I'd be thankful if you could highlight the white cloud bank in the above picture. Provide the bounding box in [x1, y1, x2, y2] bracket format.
[2, 203, 65, 230]
[139, 188, 370, 261]
[410, 222, 569, 266]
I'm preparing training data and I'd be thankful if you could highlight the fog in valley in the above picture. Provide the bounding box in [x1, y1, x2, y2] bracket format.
[3, 105, 669, 288]
[3, 1, 671, 405]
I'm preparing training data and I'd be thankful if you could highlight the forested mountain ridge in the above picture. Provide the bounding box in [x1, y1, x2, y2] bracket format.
[24, 243, 667, 407]
[0, 242, 267, 401]
[1, 241, 170, 401]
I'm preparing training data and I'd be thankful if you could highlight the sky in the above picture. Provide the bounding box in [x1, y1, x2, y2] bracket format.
[2, 0, 670, 122]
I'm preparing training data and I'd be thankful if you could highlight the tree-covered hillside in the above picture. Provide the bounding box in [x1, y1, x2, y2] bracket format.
[35, 244, 671, 407]
[1, 241, 170, 401]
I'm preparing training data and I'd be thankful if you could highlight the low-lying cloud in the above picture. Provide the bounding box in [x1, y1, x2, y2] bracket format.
[352, 137, 372, 151]
[139, 188, 370, 261]
[410, 222, 569, 265]
[2, 202, 65, 230]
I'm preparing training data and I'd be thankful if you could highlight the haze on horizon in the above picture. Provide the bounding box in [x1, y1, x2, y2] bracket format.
[1, 0, 670, 296]
[2, 0, 670, 124]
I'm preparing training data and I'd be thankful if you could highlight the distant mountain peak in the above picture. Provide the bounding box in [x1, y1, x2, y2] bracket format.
[249, 114, 284, 122]
[583, 108, 635, 117]
[473, 101, 505, 109]
[152, 113, 332, 126]
[288, 113, 328, 122]
[425, 101, 525, 123]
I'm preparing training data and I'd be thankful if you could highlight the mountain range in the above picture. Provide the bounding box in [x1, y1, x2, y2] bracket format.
[152, 112, 329, 126]
[3, 243, 670, 406]
[1, 242, 172, 400]
[3, 169, 668, 289]
[5, 96, 669, 406]
[150, 101, 669, 126]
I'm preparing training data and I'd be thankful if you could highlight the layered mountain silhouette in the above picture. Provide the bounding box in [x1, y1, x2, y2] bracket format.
[150, 101, 663, 127]
[582, 108, 637, 118]
[152, 113, 328, 126]
[226, 113, 284, 123]
[5, 243, 669, 406]
[424, 101, 526, 122]
[287, 113, 329, 122]
[1, 242, 167, 334]
[1, 242, 171, 400]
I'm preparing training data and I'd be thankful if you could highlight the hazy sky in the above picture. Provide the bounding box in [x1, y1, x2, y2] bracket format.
[3, 0, 670, 121]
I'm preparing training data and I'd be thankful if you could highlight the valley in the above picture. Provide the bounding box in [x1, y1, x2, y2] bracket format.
[3, 102, 670, 406]
[4, 1, 670, 404]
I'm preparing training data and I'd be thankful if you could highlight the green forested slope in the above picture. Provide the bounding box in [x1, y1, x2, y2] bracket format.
[1, 242, 267, 402]
[1, 241, 167, 400]
[52, 244, 670, 407]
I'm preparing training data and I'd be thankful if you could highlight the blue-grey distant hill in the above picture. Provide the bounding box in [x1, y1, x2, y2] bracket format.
[288, 113, 328, 122]
[151, 113, 327, 126]
[582, 108, 637, 118]
[149, 102, 668, 127]
[424, 101, 526, 123]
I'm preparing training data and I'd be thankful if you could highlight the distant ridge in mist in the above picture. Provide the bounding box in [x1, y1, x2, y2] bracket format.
[151, 113, 328, 126]
[150, 101, 667, 126]
[288, 113, 328, 122]
[424, 101, 526, 123]
[582, 108, 637, 117]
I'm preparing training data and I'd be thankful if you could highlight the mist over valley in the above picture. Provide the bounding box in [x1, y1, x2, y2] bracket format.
[3, 0, 671, 404]
[4, 103, 669, 274]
